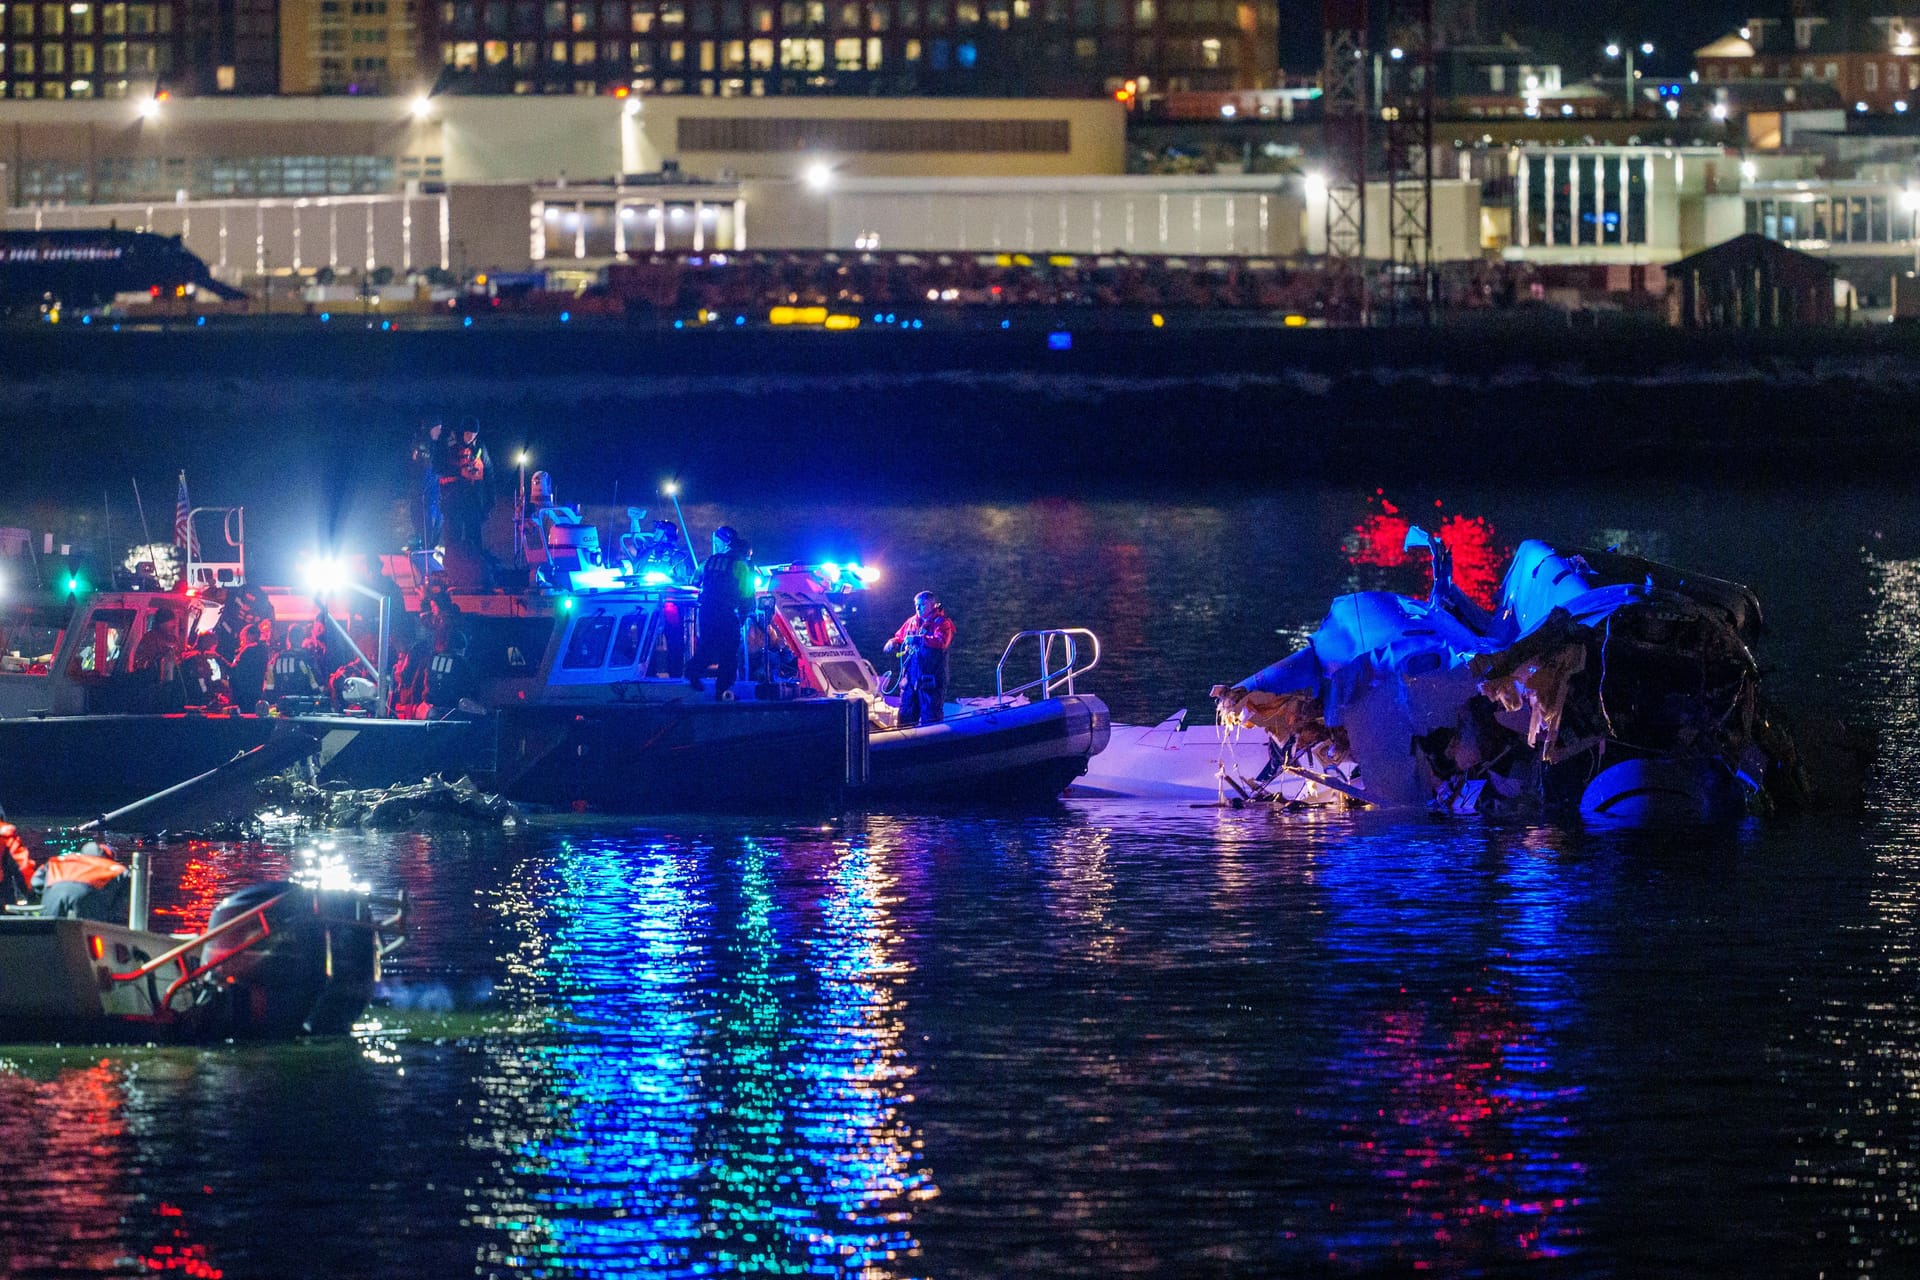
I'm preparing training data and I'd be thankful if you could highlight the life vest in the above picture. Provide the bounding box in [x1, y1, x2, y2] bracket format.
[426, 652, 475, 706]
[698, 552, 754, 619]
[1, 822, 33, 894]
[33, 852, 128, 892]
[272, 649, 319, 696]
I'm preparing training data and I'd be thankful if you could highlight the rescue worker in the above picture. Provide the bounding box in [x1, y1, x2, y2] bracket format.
[413, 418, 450, 550]
[271, 630, 323, 706]
[33, 840, 131, 922]
[228, 619, 273, 713]
[425, 628, 480, 717]
[643, 521, 697, 583]
[179, 637, 222, 707]
[131, 610, 185, 712]
[392, 618, 437, 718]
[686, 526, 755, 699]
[884, 591, 955, 727]
[1, 816, 34, 904]
[303, 619, 338, 688]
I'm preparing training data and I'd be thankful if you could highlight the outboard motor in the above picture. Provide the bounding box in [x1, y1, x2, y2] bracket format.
[198, 881, 384, 1036]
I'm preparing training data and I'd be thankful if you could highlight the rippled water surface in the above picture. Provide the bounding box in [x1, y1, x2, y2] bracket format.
[6, 481, 1920, 1278]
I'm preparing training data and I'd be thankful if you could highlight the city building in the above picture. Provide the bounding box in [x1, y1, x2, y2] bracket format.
[183, 0, 278, 93]
[421, 0, 1278, 100]
[0, 0, 182, 100]
[1696, 8, 1920, 115]
[281, 0, 427, 95]
[0, 92, 1124, 207]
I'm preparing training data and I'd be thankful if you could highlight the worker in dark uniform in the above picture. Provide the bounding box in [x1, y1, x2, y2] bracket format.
[179, 637, 222, 707]
[271, 631, 323, 707]
[884, 591, 955, 727]
[228, 620, 273, 712]
[413, 418, 450, 550]
[131, 609, 185, 712]
[685, 526, 755, 699]
[425, 628, 480, 717]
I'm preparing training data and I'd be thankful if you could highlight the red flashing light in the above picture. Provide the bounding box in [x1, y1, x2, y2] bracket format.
[88, 934, 105, 960]
[156, 89, 171, 101]
[613, 85, 630, 97]
[150, 286, 162, 298]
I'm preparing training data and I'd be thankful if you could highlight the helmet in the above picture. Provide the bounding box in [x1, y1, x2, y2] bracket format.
[713, 525, 738, 547]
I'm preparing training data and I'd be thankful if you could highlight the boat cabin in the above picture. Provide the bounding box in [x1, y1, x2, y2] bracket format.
[533, 562, 882, 709]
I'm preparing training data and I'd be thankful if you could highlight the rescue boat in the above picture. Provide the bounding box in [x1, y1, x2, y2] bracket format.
[497, 562, 1109, 809]
[0, 818, 404, 1044]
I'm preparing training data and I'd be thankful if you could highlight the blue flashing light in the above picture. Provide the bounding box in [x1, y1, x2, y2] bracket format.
[82, 314, 92, 325]
[674, 319, 685, 329]
[381, 319, 392, 331]
[874, 313, 884, 322]
[753, 573, 770, 591]
[320, 312, 331, 322]
[821, 563, 843, 584]
[558, 595, 576, 612]
[196, 315, 207, 327]
[64, 573, 84, 595]
[1048, 331, 1073, 351]
[734, 314, 746, 325]
[640, 569, 674, 585]
[560, 310, 571, 322]
[111, 323, 121, 332]
[912, 318, 923, 329]
[463, 315, 473, 327]
[957, 40, 978, 67]
[884, 313, 896, 323]
[1000, 318, 1011, 329]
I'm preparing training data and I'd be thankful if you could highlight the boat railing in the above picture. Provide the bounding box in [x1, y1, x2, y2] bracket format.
[995, 628, 1101, 704]
[183, 505, 246, 588]
[110, 887, 407, 1013]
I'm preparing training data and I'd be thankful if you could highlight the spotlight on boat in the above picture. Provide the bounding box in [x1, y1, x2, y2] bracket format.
[303, 555, 346, 596]
[662, 479, 679, 497]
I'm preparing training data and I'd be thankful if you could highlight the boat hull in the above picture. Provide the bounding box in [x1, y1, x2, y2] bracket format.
[864, 694, 1111, 802]
[493, 697, 870, 811]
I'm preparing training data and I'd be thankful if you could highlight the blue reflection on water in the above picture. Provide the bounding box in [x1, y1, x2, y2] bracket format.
[1298, 826, 1589, 1270]
[467, 831, 928, 1278]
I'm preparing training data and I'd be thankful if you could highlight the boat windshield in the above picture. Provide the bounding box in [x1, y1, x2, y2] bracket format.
[563, 613, 616, 669]
[68, 607, 136, 678]
[780, 602, 850, 650]
[608, 609, 651, 668]
[1, 616, 62, 675]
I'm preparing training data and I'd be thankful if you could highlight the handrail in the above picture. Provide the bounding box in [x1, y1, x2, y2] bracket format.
[995, 628, 1101, 704]
[111, 889, 294, 986]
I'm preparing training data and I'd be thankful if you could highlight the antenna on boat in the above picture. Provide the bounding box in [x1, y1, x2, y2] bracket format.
[663, 479, 694, 556]
[131, 476, 154, 551]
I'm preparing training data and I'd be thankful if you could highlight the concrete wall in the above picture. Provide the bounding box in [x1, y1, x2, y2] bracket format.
[620, 96, 1125, 182]
[748, 176, 1301, 256]
[6, 193, 452, 280]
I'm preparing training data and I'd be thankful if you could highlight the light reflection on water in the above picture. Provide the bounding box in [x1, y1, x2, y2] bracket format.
[3, 487, 1920, 1276]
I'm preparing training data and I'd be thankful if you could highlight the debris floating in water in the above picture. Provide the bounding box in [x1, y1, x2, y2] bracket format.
[258, 773, 523, 829]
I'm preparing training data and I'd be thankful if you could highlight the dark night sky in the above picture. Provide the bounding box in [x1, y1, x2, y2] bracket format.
[1280, 1, 1762, 76]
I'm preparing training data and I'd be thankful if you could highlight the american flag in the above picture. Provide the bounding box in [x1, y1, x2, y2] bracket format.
[174, 471, 200, 559]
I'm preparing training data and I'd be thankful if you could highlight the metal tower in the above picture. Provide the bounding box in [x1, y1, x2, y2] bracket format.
[1383, 0, 1435, 323]
[1321, 0, 1370, 324]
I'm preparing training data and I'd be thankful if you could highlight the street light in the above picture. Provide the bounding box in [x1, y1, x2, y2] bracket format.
[1605, 41, 1651, 118]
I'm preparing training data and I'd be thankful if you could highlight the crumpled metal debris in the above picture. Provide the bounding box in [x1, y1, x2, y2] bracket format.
[258, 773, 523, 829]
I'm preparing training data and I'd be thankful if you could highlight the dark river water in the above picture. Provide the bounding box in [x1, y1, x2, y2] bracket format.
[5, 482, 1920, 1277]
